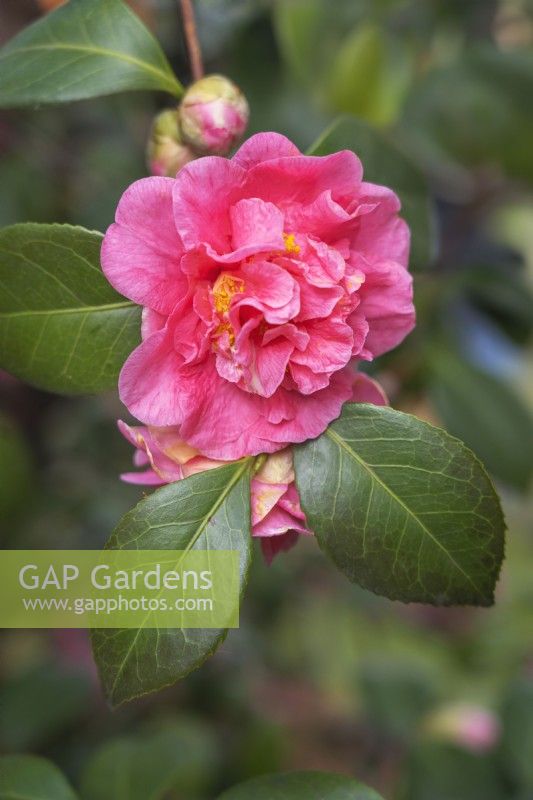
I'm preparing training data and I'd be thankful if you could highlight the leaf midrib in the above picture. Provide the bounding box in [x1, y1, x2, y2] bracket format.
[0, 300, 136, 318]
[326, 426, 482, 594]
[107, 459, 251, 699]
[0, 43, 180, 94]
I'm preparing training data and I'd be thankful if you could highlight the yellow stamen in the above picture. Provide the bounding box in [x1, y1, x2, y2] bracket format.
[212, 273, 245, 314]
[214, 319, 236, 347]
[283, 232, 300, 255]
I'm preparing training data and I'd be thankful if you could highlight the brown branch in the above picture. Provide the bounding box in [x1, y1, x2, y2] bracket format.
[179, 0, 204, 82]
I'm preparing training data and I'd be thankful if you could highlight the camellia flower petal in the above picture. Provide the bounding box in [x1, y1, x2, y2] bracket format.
[102, 132, 414, 460]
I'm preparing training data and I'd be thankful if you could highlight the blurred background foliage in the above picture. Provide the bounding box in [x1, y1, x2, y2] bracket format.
[0, 0, 532, 797]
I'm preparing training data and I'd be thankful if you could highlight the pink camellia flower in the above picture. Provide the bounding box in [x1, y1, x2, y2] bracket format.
[118, 373, 386, 562]
[102, 132, 414, 461]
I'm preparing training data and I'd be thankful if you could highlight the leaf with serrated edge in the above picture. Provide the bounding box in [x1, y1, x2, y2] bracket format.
[0, 0, 182, 107]
[0, 223, 140, 394]
[294, 404, 505, 606]
[218, 770, 384, 799]
[92, 460, 252, 707]
[0, 754, 79, 800]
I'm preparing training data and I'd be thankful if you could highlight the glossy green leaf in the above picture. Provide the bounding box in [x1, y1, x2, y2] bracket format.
[0, 223, 141, 394]
[0, 754, 78, 800]
[309, 116, 436, 270]
[80, 718, 217, 800]
[429, 350, 533, 491]
[0, 0, 182, 108]
[92, 460, 252, 707]
[218, 771, 384, 799]
[294, 404, 505, 606]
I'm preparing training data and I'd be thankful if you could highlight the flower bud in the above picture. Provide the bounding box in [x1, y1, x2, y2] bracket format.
[146, 108, 196, 177]
[424, 704, 501, 753]
[178, 74, 249, 156]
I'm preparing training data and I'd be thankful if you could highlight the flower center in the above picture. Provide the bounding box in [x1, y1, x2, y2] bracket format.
[212, 273, 245, 314]
[283, 232, 300, 255]
[215, 319, 236, 347]
[212, 273, 245, 350]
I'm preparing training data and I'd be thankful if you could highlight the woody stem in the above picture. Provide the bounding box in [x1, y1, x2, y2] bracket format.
[179, 0, 204, 82]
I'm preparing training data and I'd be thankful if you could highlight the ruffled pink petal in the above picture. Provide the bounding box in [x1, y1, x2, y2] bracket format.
[290, 317, 354, 391]
[248, 337, 295, 397]
[251, 478, 288, 525]
[171, 297, 211, 366]
[242, 149, 363, 212]
[121, 469, 165, 485]
[172, 156, 245, 253]
[277, 483, 308, 522]
[232, 132, 301, 169]
[351, 188, 410, 268]
[294, 279, 344, 322]
[118, 327, 186, 427]
[176, 360, 262, 457]
[288, 363, 330, 394]
[141, 308, 167, 340]
[255, 449, 295, 485]
[253, 505, 310, 537]
[289, 190, 378, 240]
[346, 309, 370, 358]
[230, 198, 285, 252]
[133, 449, 149, 467]
[289, 190, 352, 235]
[262, 323, 309, 352]
[117, 418, 143, 448]
[182, 454, 227, 477]
[355, 259, 415, 357]
[149, 429, 198, 463]
[236, 261, 300, 325]
[261, 365, 352, 442]
[305, 239, 346, 285]
[118, 420, 185, 483]
[216, 316, 296, 397]
[102, 177, 187, 314]
[175, 362, 353, 460]
[260, 531, 301, 564]
[351, 372, 389, 406]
